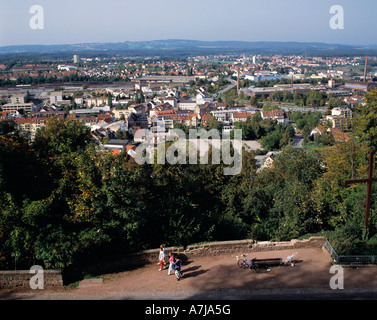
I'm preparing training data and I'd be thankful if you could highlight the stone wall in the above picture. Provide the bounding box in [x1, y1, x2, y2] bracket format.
[0, 270, 63, 289]
[124, 236, 326, 265]
[182, 236, 325, 258]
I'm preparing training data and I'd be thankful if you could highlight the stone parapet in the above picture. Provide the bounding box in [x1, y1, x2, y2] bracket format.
[182, 237, 325, 258]
[0, 269, 63, 289]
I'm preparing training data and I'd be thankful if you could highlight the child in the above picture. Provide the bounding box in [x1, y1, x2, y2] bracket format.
[173, 256, 182, 281]
[167, 253, 175, 276]
[158, 245, 165, 271]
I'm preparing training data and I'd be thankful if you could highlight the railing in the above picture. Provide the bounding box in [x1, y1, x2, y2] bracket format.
[324, 239, 339, 262]
[337, 255, 377, 265]
[324, 239, 377, 265]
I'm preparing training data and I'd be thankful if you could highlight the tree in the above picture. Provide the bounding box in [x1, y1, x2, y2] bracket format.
[140, 92, 145, 103]
[0, 117, 101, 269]
[270, 180, 321, 240]
[261, 131, 282, 151]
[271, 90, 284, 102]
[295, 111, 322, 130]
[33, 118, 92, 158]
[0, 121, 46, 204]
[249, 146, 324, 240]
[279, 132, 292, 148]
[107, 93, 113, 107]
[293, 90, 301, 104]
[0, 120, 18, 136]
[353, 89, 377, 151]
[315, 139, 370, 229]
[249, 95, 257, 106]
[259, 123, 291, 151]
[208, 116, 223, 132]
[327, 97, 345, 109]
[117, 128, 125, 140]
[305, 90, 327, 107]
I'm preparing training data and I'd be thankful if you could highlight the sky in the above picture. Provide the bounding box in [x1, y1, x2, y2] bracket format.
[0, 0, 376, 47]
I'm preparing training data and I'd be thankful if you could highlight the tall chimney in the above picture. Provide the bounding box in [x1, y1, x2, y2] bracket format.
[364, 55, 368, 82]
[237, 65, 240, 93]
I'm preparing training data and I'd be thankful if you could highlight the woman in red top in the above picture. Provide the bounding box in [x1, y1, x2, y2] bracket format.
[167, 253, 175, 275]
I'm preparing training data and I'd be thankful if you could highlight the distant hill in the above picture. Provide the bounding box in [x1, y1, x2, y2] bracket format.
[0, 39, 376, 57]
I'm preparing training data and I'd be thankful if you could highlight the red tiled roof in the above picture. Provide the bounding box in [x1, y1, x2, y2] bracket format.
[331, 128, 350, 141]
[126, 145, 137, 152]
[233, 112, 253, 119]
[262, 109, 284, 118]
[16, 118, 46, 124]
[0, 111, 10, 118]
[111, 150, 121, 155]
[201, 113, 212, 121]
[172, 115, 189, 121]
[156, 110, 177, 117]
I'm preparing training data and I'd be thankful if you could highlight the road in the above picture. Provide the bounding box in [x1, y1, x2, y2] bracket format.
[272, 103, 328, 114]
[214, 77, 237, 97]
[4, 287, 377, 300]
[291, 135, 304, 148]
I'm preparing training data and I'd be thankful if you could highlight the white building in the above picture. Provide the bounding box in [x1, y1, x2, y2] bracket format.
[2, 93, 41, 115]
[196, 92, 213, 105]
[57, 65, 78, 71]
[325, 106, 352, 130]
[261, 109, 289, 124]
[104, 139, 129, 152]
[331, 106, 352, 118]
[10, 93, 28, 104]
[328, 79, 336, 88]
[178, 97, 197, 111]
[245, 72, 288, 82]
[50, 92, 63, 105]
[163, 96, 177, 108]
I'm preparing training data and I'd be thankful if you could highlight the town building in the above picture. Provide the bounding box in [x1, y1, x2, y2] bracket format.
[2, 93, 43, 116]
[344, 81, 377, 92]
[261, 109, 289, 124]
[177, 96, 197, 111]
[325, 106, 352, 130]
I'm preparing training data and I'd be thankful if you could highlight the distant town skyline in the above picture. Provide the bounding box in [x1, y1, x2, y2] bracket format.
[0, 0, 376, 47]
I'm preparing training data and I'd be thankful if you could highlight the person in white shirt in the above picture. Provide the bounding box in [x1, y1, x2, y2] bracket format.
[158, 245, 165, 271]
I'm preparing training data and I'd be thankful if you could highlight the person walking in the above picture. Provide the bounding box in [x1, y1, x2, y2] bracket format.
[173, 256, 182, 281]
[167, 253, 175, 276]
[158, 245, 165, 271]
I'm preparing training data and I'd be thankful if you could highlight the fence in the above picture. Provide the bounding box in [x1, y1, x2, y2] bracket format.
[324, 239, 377, 265]
[324, 239, 339, 262]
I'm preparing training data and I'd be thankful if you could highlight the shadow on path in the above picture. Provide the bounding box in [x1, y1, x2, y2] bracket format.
[182, 265, 209, 279]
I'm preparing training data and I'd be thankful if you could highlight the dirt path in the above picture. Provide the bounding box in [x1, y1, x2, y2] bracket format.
[2, 248, 377, 299]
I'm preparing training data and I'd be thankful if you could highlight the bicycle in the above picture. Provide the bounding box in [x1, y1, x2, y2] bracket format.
[236, 254, 255, 269]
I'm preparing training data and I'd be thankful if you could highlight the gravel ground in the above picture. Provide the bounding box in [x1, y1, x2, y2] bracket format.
[2, 248, 377, 300]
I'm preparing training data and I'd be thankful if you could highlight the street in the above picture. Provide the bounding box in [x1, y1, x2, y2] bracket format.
[291, 135, 304, 148]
